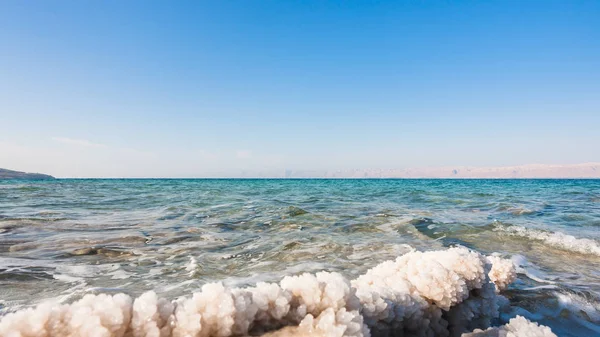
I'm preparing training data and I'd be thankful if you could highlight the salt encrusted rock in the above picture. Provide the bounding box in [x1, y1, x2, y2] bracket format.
[0, 247, 552, 337]
[351, 247, 505, 337]
[131, 291, 174, 337]
[255, 325, 320, 337]
[437, 247, 488, 290]
[0, 293, 133, 337]
[297, 308, 368, 337]
[445, 281, 499, 335]
[173, 283, 237, 337]
[485, 255, 517, 292]
[280, 272, 364, 337]
[281, 272, 359, 322]
[461, 315, 557, 337]
[245, 282, 290, 330]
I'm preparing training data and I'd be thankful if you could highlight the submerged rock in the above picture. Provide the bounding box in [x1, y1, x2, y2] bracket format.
[70, 247, 97, 256]
[70, 246, 134, 257]
[286, 206, 309, 217]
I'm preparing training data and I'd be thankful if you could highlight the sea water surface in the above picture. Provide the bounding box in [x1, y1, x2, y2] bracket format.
[1, 179, 599, 336]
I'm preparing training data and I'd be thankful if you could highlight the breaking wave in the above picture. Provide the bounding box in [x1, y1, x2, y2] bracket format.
[0, 247, 556, 337]
[493, 224, 600, 256]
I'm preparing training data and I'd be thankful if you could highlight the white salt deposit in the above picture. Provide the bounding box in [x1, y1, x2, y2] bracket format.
[485, 255, 516, 292]
[0, 247, 554, 337]
[131, 291, 174, 337]
[461, 315, 557, 337]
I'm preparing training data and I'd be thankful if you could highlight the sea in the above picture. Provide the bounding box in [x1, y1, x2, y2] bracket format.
[0, 179, 599, 336]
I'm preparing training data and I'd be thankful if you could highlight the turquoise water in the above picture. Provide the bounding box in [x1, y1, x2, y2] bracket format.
[1, 179, 599, 336]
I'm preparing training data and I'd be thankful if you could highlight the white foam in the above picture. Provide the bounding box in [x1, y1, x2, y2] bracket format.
[510, 255, 557, 284]
[52, 274, 84, 283]
[501, 291, 600, 336]
[109, 269, 133, 280]
[554, 292, 600, 323]
[185, 256, 198, 277]
[494, 225, 600, 256]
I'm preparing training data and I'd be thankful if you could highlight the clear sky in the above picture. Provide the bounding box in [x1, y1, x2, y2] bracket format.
[1, 1, 599, 177]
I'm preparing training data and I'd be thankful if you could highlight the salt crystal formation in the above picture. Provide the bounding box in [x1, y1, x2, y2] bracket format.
[485, 255, 517, 292]
[461, 315, 557, 337]
[0, 247, 555, 337]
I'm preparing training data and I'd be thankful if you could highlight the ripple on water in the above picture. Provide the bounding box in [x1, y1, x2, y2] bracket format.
[0, 179, 599, 336]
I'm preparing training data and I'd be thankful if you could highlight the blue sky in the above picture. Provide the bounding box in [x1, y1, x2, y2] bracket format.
[1, 1, 599, 177]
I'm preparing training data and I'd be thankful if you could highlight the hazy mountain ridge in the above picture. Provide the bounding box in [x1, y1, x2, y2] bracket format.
[0, 168, 55, 180]
[3, 164, 600, 179]
[283, 163, 600, 178]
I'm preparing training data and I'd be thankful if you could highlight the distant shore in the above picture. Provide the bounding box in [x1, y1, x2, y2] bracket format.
[296, 163, 600, 179]
[0, 168, 55, 180]
[3, 163, 600, 179]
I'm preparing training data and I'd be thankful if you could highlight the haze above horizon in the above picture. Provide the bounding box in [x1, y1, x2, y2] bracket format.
[1, 1, 599, 178]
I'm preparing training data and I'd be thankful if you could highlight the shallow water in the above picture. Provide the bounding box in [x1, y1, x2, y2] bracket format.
[1, 179, 599, 336]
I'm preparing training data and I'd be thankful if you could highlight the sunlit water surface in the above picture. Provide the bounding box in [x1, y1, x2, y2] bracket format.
[1, 179, 599, 336]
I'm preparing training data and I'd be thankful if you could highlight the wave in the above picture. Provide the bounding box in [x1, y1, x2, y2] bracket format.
[495, 205, 539, 216]
[555, 291, 600, 325]
[405, 217, 600, 258]
[0, 246, 555, 337]
[498, 281, 600, 336]
[493, 224, 600, 256]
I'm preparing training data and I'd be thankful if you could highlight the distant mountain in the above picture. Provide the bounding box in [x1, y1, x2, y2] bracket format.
[0, 168, 55, 180]
[282, 163, 600, 178]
